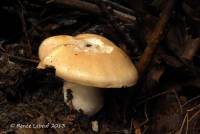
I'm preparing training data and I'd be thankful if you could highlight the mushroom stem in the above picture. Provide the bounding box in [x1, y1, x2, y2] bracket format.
[63, 82, 103, 116]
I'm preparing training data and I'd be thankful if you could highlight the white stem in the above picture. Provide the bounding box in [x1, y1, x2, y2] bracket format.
[63, 82, 103, 116]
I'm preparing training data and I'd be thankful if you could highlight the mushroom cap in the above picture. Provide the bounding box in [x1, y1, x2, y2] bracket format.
[39, 35, 73, 61]
[38, 34, 138, 88]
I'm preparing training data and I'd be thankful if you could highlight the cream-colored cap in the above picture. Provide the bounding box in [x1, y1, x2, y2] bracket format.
[38, 35, 73, 61]
[38, 34, 138, 88]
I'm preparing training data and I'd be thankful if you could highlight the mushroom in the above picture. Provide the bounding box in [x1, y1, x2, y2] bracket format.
[37, 33, 138, 116]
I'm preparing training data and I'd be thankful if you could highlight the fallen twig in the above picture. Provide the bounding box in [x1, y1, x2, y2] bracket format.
[137, 0, 176, 75]
[99, 0, 135, 16]
[8, 54, 39, 64]
[181, 37, 200, 61]
[132, 120, 142, 134]
[52, 0, 136, 23]
[17, 0, 32, 57]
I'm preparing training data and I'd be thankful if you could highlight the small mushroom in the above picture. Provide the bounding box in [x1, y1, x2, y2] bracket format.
[37, 34, 138, 116]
